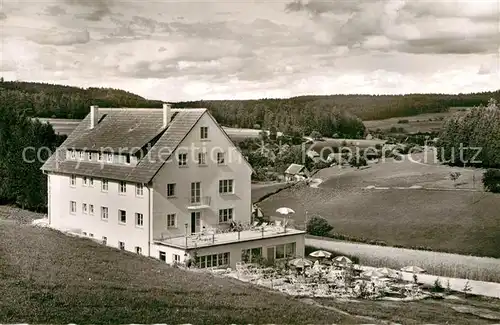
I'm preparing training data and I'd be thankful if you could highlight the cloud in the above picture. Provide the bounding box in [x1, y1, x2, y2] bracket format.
[29, 28, 90, 46]
[1, 0, 499, 100]
[64, 0, 112, 21]
[43, 5, 67, 16]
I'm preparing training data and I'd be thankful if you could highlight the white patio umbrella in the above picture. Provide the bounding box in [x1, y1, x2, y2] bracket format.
[377, 267, 398, 277]
[333, 256, 353, 265]
[288, 257, 313, 268]
[361, 269, 385, 278]
[309, 250, 332, 258]
[401, 265, 426, 273]
[276, 207, 295, 215]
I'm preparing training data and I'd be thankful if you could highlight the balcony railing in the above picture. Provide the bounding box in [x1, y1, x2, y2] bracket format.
[187, 196, 211, 209]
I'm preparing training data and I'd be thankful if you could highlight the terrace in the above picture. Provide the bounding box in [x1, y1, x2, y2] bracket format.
[154, 224, 305, 249]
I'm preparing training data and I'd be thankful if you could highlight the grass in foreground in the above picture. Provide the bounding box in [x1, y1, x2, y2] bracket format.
[0, 224, 357, 324]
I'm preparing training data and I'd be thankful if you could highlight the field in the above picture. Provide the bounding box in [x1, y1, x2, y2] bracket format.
[363, 107, 469, 134]
[307, 238, 500, 283]
[251, 182, 292, 203]
[0, 222, 357, 324]
[258, 150, 500, 258]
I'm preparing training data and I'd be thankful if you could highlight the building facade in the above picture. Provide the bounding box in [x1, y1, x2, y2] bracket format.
[42, 104, 305, 268]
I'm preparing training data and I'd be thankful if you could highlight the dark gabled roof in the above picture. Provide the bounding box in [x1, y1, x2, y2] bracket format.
[64, 109, 170, 153]
[41, 108, 206, 183]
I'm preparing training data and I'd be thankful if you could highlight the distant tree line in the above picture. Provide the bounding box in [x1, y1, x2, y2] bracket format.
[1, 81, 499, 139]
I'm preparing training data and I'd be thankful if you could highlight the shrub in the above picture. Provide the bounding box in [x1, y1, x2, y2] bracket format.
[432, 278, 445, 292]
[483, 169, 500, 193]
[306, 216, 333, 237]
[310, 130, 322, 140]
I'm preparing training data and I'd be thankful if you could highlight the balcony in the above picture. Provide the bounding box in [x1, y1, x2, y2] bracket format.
[186, 196, 211, 209]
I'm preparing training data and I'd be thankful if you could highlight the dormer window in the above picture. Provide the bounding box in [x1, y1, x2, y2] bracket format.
[97, 152, 103, 161]
[125, 154, 130, 164]
[69, 150, 76, 160]
[79, 151, 84, 160]
[87, 152, 92, 160]
[107, 153, 113, 163]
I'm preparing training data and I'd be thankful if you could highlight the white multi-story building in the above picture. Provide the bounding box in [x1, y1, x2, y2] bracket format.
[42, 104, 305, 268]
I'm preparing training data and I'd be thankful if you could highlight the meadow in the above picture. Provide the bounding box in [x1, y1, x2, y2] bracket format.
[0, 222, 355, 324]
[258, 151, 500, 258]
[2, 210, 500, 324]
[363, 107, 469, 134]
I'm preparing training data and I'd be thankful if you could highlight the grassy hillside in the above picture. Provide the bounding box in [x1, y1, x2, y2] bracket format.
[0, 223, 356, 324]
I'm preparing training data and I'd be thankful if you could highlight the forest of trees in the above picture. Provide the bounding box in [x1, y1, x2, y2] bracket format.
[437, 98, 500, 168]
[0, 89, 66, 211]
[1, 81, 499, 139]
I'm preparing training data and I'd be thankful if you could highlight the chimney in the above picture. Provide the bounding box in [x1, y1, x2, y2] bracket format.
[90, 105, 99, 129]
[163, 103, 171, 128]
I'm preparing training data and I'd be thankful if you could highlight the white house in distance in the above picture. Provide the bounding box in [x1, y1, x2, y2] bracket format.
[41, 104, 305, 268]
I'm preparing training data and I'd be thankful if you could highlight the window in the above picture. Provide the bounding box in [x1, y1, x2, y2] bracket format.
[198, 152, 207, 165]
[125, 154, 130, 164]
[119, 241, 125, 250]
[101, 206, 108, 220]
[218, 208, 233, 223]
[190, 182, 201, 203]
[83, 176, 88, 186]
[89, 233, 94, 238]
[79, 151, 84, 160]
[178, 153, 187, 166]
[135, 213, 144, 227]
[269, 242, 296, 260]
[217, 152, 225, 165]
[136, 183, 144, 196]
[276, 244, 285, 259]
[195, 252, 229, 269]
[82, 203, 88, 214]
[119, 210, 126, 224]
[200, 126, 208, 139]
[285, 242, 296, 258]
[88, 152, 92, 160]
[219, 179, 234, 194]
[119, 181, 126, 193]
[173, 254, 181, 263]
[70, 150, 76, 159]
[135, 246, 142, 254]
[89, 177, 94, 187]
[101, 179, 108, 191]
[242, 247, 262, 263]
[167, 183, 176, 197]
[97, 152, 103, 161]
[70, 201, 76, 214]
[107, 153, 113, 163]
[102, 236, 107, 245]
[167, 213, 176, 228]
[89, 204, 94, 215]
[83, 232, 87, 236]
[159, 251, 166, 261]
[70, 175, 76, 186]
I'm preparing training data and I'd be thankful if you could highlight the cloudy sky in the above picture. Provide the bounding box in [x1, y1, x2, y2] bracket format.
[0, 0, 499, 101]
